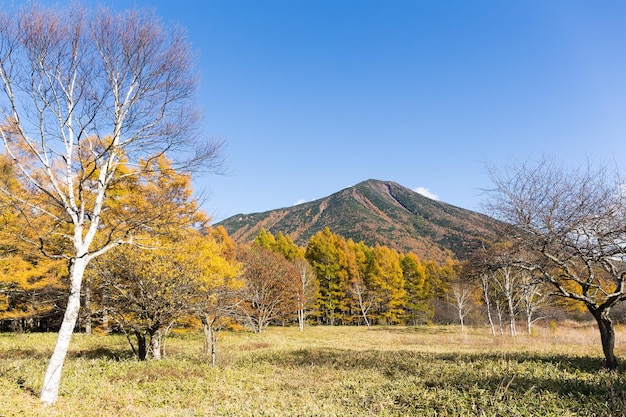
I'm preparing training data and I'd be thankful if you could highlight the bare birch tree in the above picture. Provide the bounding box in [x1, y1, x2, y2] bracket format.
[448, 280, 474, 332]
[478, 272, 497, 336]
[486, 156, 626, 370]
[518, 269, 547, 334]
[293, 257, 317, 332]
[350, 277, 374, 329]
[491, 264, 520, 336]
[0, 4, 222, 404]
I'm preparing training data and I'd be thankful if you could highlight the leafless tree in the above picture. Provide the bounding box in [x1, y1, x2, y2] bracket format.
[491, 264, 520, 336]
[478, 272, 497, 336]
[293, 257, 317, 332]
[518, 269, 548, 334]
[349, 278, 375, 329]
[447, 279, 474, 332]
[0, 4, 222, 404]
[486, 156, 626, 370]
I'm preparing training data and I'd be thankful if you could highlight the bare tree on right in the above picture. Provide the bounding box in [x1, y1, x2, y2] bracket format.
[485, 156, 626, 370]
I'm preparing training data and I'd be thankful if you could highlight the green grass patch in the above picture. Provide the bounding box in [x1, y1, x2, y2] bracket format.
[1, 325, 626, 416]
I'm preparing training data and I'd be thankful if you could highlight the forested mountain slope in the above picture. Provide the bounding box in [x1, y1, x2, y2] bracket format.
[217, 179, 498, 262]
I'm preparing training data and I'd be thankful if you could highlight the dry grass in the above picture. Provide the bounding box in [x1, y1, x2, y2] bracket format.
[1, 323, 626, 416]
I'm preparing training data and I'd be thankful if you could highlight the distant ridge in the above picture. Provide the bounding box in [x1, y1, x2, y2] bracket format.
[216, 179, 498, 262]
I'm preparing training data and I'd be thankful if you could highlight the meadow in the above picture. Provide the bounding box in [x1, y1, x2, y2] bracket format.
[2, 324, 626, 416]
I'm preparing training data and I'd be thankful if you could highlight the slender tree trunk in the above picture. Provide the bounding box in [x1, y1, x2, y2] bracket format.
[40, 257, 88, 406]
[201, 316, 214, 356]
[150, 328, 163, 360]
[298, 307, 305, 332]
[483, 295, 495, 336]
[486, 306, 496, 336]
[84, 277, 92, 334]
[507, 296, 517, 336]
[211, 328, 217, 366]
[101, 287, 110, 333]
[495, 300, 504, 335]
[360, 304, 371, 329]
[591, 308, 618, 371]
[481, 276, 496, 336]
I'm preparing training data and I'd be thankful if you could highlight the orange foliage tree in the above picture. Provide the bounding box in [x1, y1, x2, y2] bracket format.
[236, 245, 299, 333]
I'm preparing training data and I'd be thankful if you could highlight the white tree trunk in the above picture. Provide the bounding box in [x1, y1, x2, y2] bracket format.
[481, 275, 496, 336]
[507, 295, 517, 336]
[40, 257, 88, 406]
[84, 277, 92, 334]
[494, 299, 505, 335]
[298, 308, 304, 332]
[150, 328, 163, 360]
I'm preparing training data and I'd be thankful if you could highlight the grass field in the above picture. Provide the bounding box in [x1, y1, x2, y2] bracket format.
[1, 324, 626, 416]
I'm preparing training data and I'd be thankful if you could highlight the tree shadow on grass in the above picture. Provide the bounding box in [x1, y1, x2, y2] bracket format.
[0, 347, 49, 360]
[256, 348, 626, 414]
[68, 346, 135, 361]
[369, 325, 460, 335]
[269, 347, 607, 372]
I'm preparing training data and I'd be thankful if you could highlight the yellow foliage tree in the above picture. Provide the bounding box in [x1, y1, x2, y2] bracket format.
[0, 155, 67, 330]
[366, 245, 406, 325]
[196, 226, 243, 364]
[91, 229, 239, 360]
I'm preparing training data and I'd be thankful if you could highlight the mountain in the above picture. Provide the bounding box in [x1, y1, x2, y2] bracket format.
[216, 179, 499, 262]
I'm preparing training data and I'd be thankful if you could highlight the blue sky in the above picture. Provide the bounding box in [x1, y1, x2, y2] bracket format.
[54, 1, 626, 220]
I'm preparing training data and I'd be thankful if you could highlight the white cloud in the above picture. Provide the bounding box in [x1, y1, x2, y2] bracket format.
[413, 187, 439, 200]
[294, 199, 307, 206]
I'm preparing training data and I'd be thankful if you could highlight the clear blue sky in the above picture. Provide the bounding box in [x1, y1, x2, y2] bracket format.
[57, 1, 626, 220]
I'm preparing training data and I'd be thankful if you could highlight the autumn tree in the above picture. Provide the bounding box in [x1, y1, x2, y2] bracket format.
[86, 164, 236, 360]
[0, 250, 66, 331]
[306, 228, 351, 325]
[236, 245, 299, 333]
[254, 228, 276, 250]
[256, 229, 304, 260]
[346, 241, 374, 327]
[366, 245, 406, 325]
[91, 237, 194, 360]
[401, 253, 434, 325]
[197, 226, 243, 365]
[82, 155, 207, 333]
[0, 156, 66, 330]
[274, 232, 305, 260]
[423, 259, 453, 299]
[254, 229, 314, 331]
[486, 156, 626, 370]
[90, 227, 237, 361]
[0, 4, 223, 404]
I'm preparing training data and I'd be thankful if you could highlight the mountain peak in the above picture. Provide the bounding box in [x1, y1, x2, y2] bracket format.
[216, 179, 496, 262]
